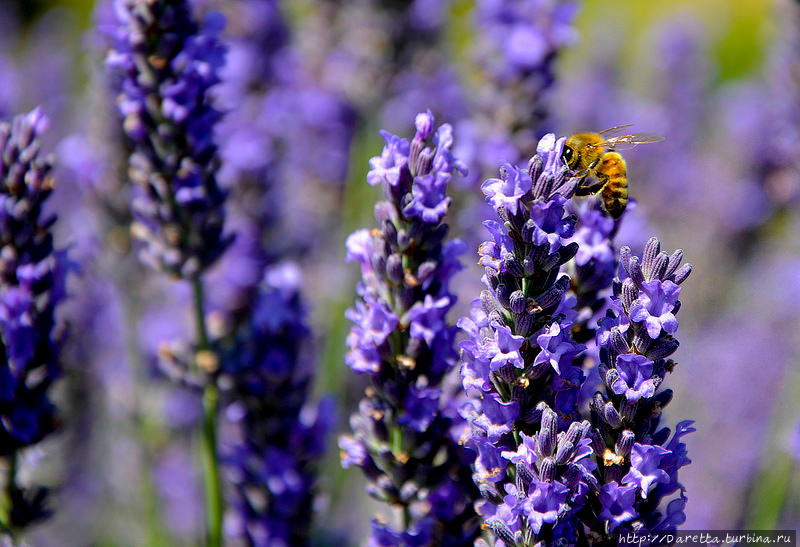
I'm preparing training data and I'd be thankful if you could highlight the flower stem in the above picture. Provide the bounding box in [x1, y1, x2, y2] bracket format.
[0, 452, 17, 533]
[192, 277, 223, 547]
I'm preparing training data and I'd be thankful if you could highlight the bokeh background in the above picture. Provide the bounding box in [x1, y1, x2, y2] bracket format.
[1, 0, 798, 544]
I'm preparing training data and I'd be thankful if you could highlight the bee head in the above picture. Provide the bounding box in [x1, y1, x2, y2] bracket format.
[562, 144, 577, 168]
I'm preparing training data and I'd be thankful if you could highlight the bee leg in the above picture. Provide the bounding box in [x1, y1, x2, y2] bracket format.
[574, 179, 606, 197]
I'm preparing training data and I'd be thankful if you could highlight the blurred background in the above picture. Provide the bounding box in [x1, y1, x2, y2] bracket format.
[1, 0, 798, 544]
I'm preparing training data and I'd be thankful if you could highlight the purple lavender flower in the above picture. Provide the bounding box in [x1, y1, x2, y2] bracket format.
[622, 443, 672, 499]
[0, 109, 70, 530]
[584, 237, 694, 536]
[610, 354, 656, 403]
[342, 112, 480, 544]
[597, 482, 638, 532]
[107, 0, 231, 278]
[459, 134, 594, 544]
[217, 262, 332, 546]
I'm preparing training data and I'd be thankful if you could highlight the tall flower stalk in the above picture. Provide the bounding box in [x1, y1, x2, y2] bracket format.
[459, 134, 590, 545]
[340, 111, 480, 544]
[0, 109, 69, 536]
[582, 237, 693, 537]
[460, 134, 695, 545]
[215, 263, 333, 545]
[106, 1, 229, 544]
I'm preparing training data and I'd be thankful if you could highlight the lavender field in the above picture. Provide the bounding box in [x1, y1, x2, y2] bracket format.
[0, 0, 798, 545]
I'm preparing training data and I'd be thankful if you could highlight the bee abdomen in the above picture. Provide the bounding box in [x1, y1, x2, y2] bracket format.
[602, 175, 628, 219]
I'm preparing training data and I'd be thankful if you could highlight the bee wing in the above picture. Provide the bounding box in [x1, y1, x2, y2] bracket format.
[591, 132, 665, 150]
[597, 123, 635, 135]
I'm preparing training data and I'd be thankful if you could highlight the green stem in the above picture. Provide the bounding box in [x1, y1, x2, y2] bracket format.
[0, 452, 17, 533]
[201, 385, 222, 547]
[192, 277, 223, 547]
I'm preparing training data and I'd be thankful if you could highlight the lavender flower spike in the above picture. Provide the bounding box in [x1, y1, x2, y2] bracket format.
[342, 111, 480, 544]
[107, 2, 231, 544]
[0, 109, 70, 531]
[459, 134, 593, 545]
[585, 237, 694, 537]
[107, 0, 231, 278]
[217, 263, 332, 546]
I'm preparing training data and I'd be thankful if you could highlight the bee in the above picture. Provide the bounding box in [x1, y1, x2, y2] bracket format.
[561, 125, 665, 219]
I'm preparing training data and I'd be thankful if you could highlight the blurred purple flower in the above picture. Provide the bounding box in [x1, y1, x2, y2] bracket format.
[0, 109, 71, 529]
[107, 0, 231, 278]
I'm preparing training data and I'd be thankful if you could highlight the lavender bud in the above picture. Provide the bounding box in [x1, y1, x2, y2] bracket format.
[479, 483, 505, 505]
[642, 237, 661, 276]
[534, 276, 569, 310]
[588, 428, 606, 457]
[481, 290, 500, 315]
[397, 286, 415, 311]
[603, 402, 622, 428]
[527, 361, 550, 380]
[386, 254, 404, 284]
[561, 464, 583, 489]
[486, 268, 500, 289]
[619, 246, 632, 276]
[528, 243, 549, 267]
[495, 284, 511, 309]
[632, 328, 652, 353]
[504, 254, 524, 277]
[615, 430, 636, 457]
[521, 219, 537, 243]
[591, 392, 606, 412]
[670, 263, 693, 285]
[417, 260, 438, 285]
[509, 290, 526, 314]
[619, 398, 637, 422]
[523, 404, 544, 425]
[628, 255, 646, 288]
[372, 253, 388, 279]
[528, 154, 543, 182]
[555, 242, 580, 268]
[491, 523, 518, 546]
[498, 365, 517, 384]
[564, 421, 589, 447]
[515, 312, 534, 335]
[409, 137, 424, 173]
[541, 408, 558, 453]
[414, 147, 435, 177]
[538, 457, 557, 483]
[652, 389, 674, 408]
[646, 337, 680, 359]
[555, 441, 575, 466]
[621, 280, 637, 311]
[665, 249, 685, 278]
[517, 462, 536, 487]
[610, 327, 629, 354]
[650, 252, 669, 281]
[382, 220, 398, 246]
[534, 173, 554, 200]
[488, 311, 503, 325]
[397, 230, 411, 250]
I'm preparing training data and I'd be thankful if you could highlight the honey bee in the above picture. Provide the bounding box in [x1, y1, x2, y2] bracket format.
[561, 125, 664, 219]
